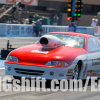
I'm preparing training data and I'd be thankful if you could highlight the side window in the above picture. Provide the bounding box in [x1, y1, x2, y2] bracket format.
[87, 37, 100, 52]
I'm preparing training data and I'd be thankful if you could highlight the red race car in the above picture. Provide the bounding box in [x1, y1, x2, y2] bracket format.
[4, 32, 100, 80]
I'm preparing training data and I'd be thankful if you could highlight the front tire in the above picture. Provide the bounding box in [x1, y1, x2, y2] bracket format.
[72, 62, 81, 80]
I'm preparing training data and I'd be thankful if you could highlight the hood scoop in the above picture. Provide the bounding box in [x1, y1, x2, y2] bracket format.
[39, 35, 64, 49]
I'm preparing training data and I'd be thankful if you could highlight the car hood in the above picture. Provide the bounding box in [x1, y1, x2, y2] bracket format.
[6, 44, 87, 66]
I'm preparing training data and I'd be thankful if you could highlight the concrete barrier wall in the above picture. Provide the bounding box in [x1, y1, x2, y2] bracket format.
[0, 23, 95, 37]
[0, 24, 6, 36]
[94, 26, 100, 36]
[42, 25, 68, 34]
[87, 27, 94, 36]
[5, 24, 34, 37]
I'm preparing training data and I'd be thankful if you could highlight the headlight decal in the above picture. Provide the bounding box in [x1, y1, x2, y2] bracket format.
[67, 69, 73, 73]
[6, 56, 18, 63]
[45, 61, 69, 67]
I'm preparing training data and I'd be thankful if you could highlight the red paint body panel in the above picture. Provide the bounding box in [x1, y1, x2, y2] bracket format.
[5, 32, 93, 68]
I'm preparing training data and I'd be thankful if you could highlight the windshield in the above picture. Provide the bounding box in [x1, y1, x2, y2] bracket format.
[34, 34, 85, 48]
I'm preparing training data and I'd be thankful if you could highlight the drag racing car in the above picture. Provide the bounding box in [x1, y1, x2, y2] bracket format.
[4, 32, 100, 80]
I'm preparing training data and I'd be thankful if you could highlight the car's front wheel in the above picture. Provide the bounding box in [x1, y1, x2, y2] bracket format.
[72, 62, 81, 80]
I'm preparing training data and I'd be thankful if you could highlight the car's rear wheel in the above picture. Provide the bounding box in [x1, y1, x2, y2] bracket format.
[72, 62, 81, 80]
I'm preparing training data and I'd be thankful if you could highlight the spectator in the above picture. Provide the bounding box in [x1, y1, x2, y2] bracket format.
[28, 14, 34, 24]
[32, 19, 42, 37]
[53, 14, 59, 25]
[91, 16, 98, 27]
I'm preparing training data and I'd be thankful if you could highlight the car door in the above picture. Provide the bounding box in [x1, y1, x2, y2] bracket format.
[87, 37, 100, 77]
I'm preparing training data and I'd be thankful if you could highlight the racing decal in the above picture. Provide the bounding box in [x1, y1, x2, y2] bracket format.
[98, 71, 100, 76]
[92, 58, 100, 66]
[93, 70, 98, 76]
[87, 70, 93, 76]
[31, 50, 49, 54]
[87, 70, 98, 76]
[67, 76, 72, 79]
[82, 69, 87, 78]
[90, 70, 93, 75]
[92, 70, 97, 76]
[82, 73, 85, 77]
[82, 63, 88, 78]
[67, 69, 73, 73]
[87, 70, 90, 76]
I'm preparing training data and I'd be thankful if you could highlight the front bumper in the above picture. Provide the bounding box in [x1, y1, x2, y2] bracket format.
[5, 63, 75, 80]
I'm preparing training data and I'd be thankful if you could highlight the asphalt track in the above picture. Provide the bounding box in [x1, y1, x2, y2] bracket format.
[0, 37, 39, 51]
[0, 37, 100, 100]
[0, 37, 100, 52]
